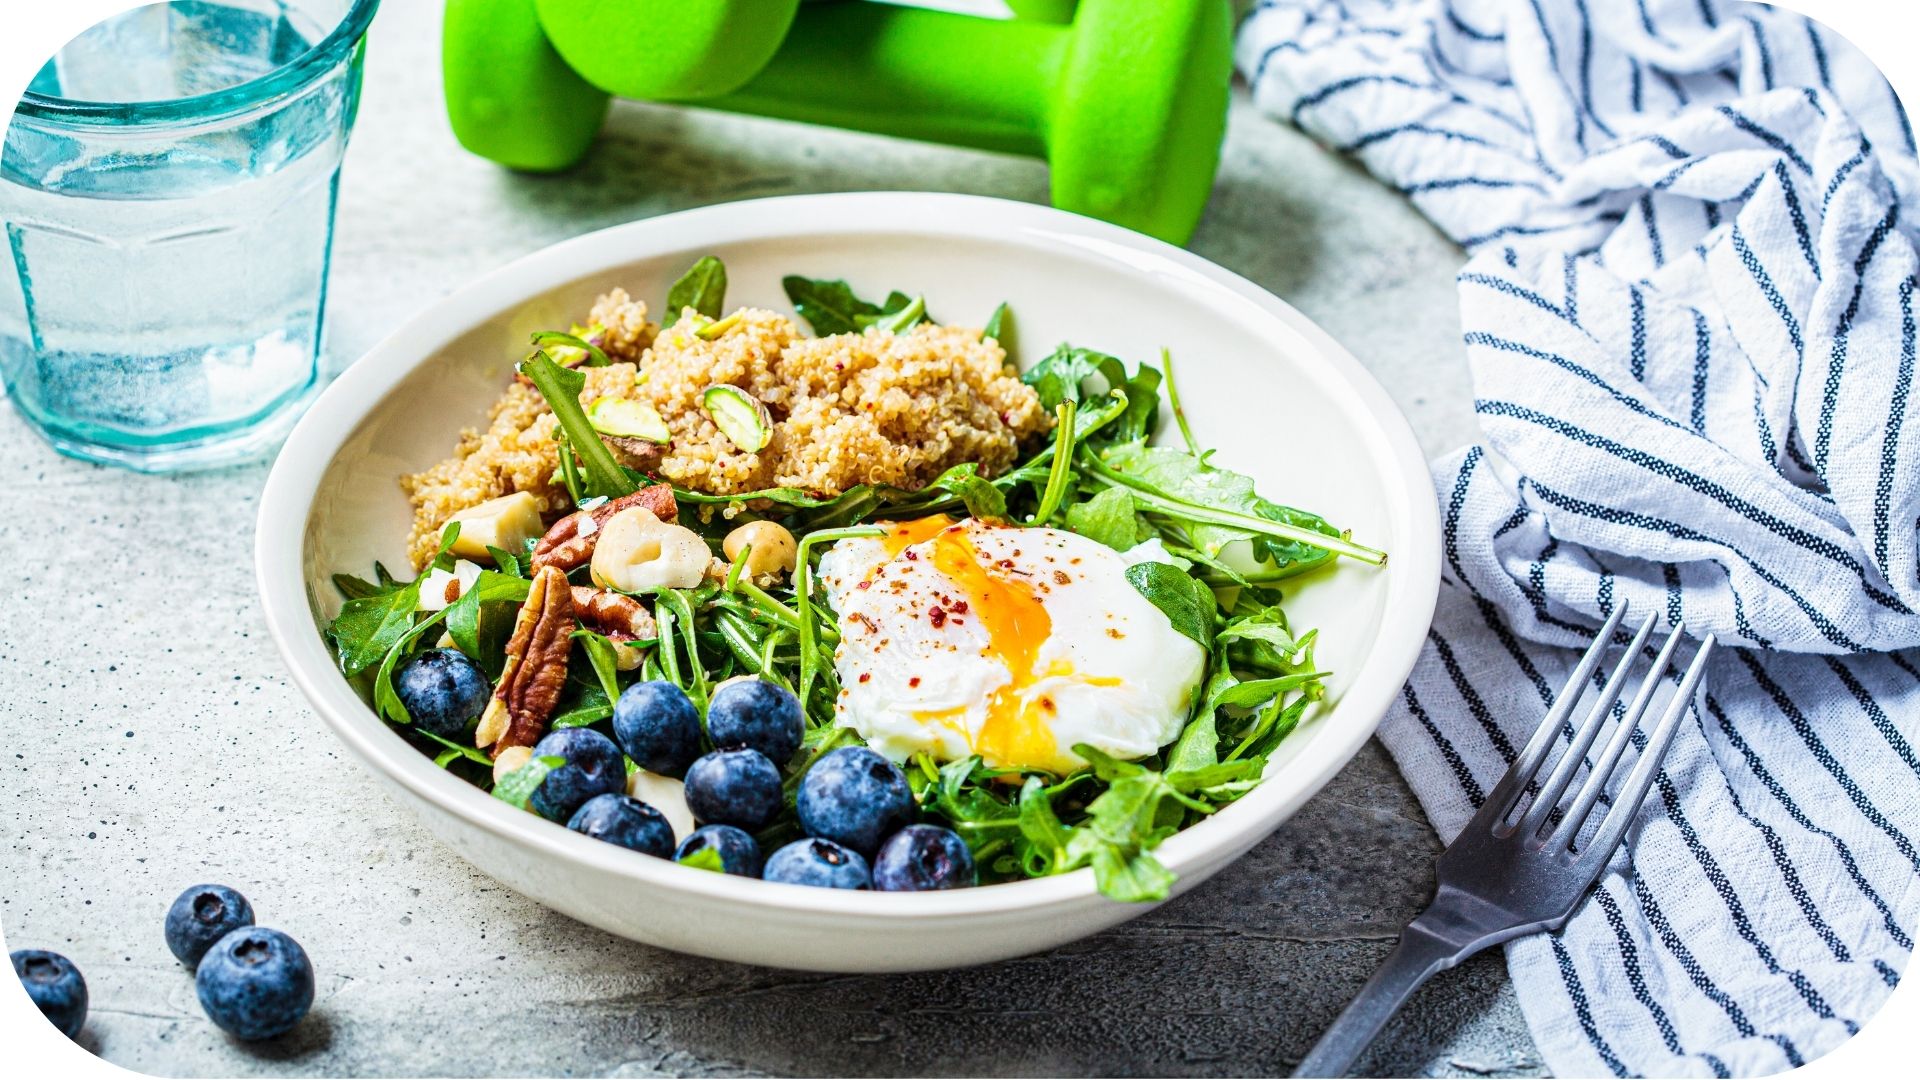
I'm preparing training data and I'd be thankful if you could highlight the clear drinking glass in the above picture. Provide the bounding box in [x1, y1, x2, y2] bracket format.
[1, 0, 380, 472]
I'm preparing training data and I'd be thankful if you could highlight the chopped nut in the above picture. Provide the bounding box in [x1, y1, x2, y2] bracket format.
[722, 520, 797, 577]
[530, 484, 678, 572]
[571, 586, 657, 642]
[590, 507, 710, 592]
[491, 744, 534, 784]
[481, 565, 574, 756]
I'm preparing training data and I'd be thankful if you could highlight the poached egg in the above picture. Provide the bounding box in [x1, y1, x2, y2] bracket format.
[819, 516, 1206, 774]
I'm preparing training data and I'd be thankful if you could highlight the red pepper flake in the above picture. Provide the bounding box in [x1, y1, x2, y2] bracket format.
[909, 676, 921, 688]
[858, 672, 871, 683]
[856, 579, 871, 590]
[950, 600, 969, 614]
[930, 606, 948, 628]
[1039, 696, 1056, 713]
[904, 550, 919, 561]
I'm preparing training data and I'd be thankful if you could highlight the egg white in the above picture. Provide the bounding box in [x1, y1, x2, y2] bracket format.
[819, 518, 1205, 773]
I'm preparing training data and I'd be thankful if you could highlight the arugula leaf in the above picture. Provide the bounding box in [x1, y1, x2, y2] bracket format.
[327, 526, 459, 678]
[925, 756, 1024, 851]
[782, 276, 883, 335]
[1113, 365, 1162, 445]
[1065, 487, 1148, 551]
[416, 728, 493, 767]
[870, 294, 927, 333]
[332, 569, 403, 601]
[1061, 747, 1187, 902]
[521, 352, 637, 500]
[328, 585, 421, 677]
[1124, 561, 1216, 650]
[923, 462, 1007, 521]
[493, 755, 564, 808]
[485, 545, 524, 578]
[665, 256, 728, 327]
[572, 628, 625, 708]
[677, 846, 727, 872]
[982, 302, 1009, 345]
[1016, 776, 1072, 876]
[549, 684, 613, 729]
[1165, 707, 1221, 773]
[1094, 442, 1347, 570]
[444, 570, 531, 671]
[1022, 344, 1127, 412]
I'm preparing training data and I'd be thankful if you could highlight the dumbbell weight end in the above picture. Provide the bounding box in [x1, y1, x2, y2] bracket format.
[684, 0, 1234, 244]
[444, 0, 610, 172]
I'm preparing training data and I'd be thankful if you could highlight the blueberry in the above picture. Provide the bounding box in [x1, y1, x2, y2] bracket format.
[194, 928, 314, 1041]
[872, 825, 976, 891]
[11, 950, 85, 1039]
[527, 727, 626, 822]
[682, 749, 783, 830]
[611, 680, 702, 776]
[394, 649, 490, 738]
[675, 824, 763, 877]
[568, 793, 675, 858]
[763, 838, 872, 889]
[165, 884, 255, 968]
[705, 677, 803, 763]
[796, 746, 915, 857]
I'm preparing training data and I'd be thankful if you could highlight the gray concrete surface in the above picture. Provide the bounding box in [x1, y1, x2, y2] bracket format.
[0, 0, 1538, 1075]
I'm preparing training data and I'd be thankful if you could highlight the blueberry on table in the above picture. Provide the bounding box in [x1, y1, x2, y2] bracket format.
[682, 749, 783, 830]
[194, 928, 314, 1041]
[705, 677, 803, 764]
[165, 883, 255, 967]
[612, 680, 702, 776]
[568, 793, 675, 858]
[527, 727, 626, 822]
[675, 824, 763, 877]
[763, 838, 871, 889]
[394, 649, 490, 738]
[796, 746, 915, 857]
[872, 825, 976, 891]
[10, 949, 86, 1039]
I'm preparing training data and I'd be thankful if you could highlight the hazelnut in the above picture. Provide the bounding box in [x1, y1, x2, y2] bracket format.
[723, 520, 798, 577]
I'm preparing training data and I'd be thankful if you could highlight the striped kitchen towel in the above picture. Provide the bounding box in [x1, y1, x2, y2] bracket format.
[1239, 1, 1920, 1075]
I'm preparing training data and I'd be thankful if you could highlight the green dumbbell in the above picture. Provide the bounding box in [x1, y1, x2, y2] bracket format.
[443, 0, 1232, 244]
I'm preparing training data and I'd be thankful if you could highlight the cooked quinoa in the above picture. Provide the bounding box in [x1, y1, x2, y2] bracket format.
[401, 295, 1049, 569]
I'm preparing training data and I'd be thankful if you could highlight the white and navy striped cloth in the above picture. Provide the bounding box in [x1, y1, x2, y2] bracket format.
[1239, 2, 1920, 1075]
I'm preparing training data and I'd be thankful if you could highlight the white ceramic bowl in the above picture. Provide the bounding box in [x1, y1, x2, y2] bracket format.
[256, 193, 1439, 972]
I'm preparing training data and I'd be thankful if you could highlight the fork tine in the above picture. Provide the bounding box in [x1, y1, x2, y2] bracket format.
[1464, 603, 1629, 834]
[1575, 634, 1716, 869]
[1514, 613, 1657, 839]
[1554, 621, 1688, 848]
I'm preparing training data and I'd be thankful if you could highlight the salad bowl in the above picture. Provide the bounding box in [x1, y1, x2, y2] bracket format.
[255, 193, 1440, 972]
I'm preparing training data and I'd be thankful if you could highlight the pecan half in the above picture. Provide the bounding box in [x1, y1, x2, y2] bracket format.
[530, 484, 679, 572]
[476, 565, 574, 757]
[571, 586, 658, 642]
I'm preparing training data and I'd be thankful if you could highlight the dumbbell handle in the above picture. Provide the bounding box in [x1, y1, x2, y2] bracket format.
[692, 3, 1059, 158]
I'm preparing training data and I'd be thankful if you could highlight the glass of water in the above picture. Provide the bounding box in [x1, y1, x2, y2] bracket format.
[1, 0, 380, 472]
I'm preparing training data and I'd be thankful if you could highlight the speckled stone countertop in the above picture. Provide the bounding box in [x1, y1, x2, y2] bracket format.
[0, 0, 1544, 1075]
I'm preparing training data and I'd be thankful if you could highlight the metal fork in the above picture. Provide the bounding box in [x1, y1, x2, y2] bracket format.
[1294, 603, 1716, 1078]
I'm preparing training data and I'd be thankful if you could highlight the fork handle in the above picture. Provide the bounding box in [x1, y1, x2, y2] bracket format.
[1292, 919, 1473, 1077]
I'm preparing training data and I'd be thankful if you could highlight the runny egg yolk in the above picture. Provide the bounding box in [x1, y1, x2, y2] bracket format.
[883, 514, 955, 556]
[922, 523, 1059, 769]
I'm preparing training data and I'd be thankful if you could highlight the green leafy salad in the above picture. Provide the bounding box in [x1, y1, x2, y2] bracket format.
[325, 256, 1384, 902]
